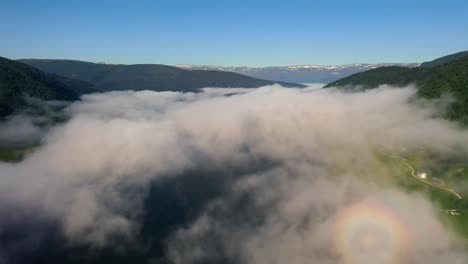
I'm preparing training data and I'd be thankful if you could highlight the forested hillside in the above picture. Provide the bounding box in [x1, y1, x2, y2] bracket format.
[325, 54, 468, 124]
[0, 57, 94, 117]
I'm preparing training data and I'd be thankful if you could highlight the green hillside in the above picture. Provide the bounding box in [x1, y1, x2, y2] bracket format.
[0, 57, 94, 117]
[324, 53, 468, 124]
[19, 59, 305, 92]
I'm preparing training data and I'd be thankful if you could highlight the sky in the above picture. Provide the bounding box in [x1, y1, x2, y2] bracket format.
[2, 0, 468, 66]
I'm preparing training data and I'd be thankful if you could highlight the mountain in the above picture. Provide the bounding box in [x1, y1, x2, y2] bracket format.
[324, 52, 468, 124]
[176, 63, 420, 84]
[18, 59, 305, 92]
[420, 51, 468, 68]
[0, 57, 94, 117]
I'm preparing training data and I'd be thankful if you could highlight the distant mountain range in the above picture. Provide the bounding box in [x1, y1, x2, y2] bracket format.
[0, 58, 305, 117]
[18, 59, 305, 93]
[176, 63, 420, 84]
[4, 52, 467, 121]
[325, 51, 468, 124]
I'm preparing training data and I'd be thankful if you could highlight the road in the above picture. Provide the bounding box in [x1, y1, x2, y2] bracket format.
[391, 155, 462, 200]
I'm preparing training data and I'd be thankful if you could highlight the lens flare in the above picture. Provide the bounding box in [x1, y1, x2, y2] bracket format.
[330, 197, 413, 264]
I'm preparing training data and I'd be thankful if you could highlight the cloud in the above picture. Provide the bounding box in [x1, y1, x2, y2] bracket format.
[1, 84, 468, 263]
[168, 168, 467, 264]
[0, 115, 44, 148]
[301, 83, 325, 90]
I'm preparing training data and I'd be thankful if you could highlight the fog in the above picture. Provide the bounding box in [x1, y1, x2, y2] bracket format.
[1, 84, 468, 263]
[0, 115, 44, 148]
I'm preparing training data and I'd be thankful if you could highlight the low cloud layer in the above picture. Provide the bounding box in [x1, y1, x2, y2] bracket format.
[1, 85, 468, 263]
[0, 115, 44, 147]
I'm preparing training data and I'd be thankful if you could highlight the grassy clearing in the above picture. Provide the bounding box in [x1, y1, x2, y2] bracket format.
[0, 145, 36, 162]
[376, 148, 468, 240]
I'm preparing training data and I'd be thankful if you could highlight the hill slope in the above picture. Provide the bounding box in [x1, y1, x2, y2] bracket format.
[324, 53, 468, 124]
[420, 51, 468, 68]
[0, 57, 94, 117]
[18, 59, 305, 92]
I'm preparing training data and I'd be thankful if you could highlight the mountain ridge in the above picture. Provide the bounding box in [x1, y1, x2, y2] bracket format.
[175, 63, 420, 83]
[420, 51, 468, 68]
[0, 56, 94, 116]
[324, 51, 468, 124]
[18, 59, 306, 92]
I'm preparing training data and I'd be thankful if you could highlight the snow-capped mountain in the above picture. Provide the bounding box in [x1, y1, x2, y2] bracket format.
[176, 63, 420, 84]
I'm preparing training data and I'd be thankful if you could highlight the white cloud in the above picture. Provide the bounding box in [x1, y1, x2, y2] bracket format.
[1, 85, 468, 263]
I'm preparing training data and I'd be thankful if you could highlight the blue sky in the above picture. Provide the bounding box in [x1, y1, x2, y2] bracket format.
[2, 0, 468, 66]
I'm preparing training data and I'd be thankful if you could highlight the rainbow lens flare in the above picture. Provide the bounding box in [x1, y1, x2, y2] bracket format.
[330, 197, 413, 264]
